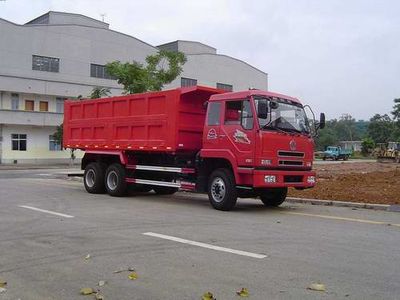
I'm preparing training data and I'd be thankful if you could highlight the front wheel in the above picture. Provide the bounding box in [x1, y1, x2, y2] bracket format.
[105, 163, 127, 197]
[208, 168, 237, 211]
[259, 188, 288, 207]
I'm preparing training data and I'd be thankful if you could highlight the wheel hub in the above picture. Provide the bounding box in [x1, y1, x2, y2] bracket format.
[107, 170, 118, 190]
[85, 169, 95, 188]
[211, 177, 226, 203]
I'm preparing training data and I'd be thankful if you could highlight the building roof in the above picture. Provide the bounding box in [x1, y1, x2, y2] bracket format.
[157, 40, 217, 54]
[25, 11, 109, 29]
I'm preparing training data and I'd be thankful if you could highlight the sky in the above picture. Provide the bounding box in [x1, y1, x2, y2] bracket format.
[1, 0, 399, 120]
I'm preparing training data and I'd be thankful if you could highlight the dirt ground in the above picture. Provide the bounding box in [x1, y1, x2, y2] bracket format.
[289, 161, 400, 204]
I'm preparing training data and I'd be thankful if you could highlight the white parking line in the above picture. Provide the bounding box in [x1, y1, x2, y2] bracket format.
[143, 232, 267, 259]
[18, 205, 74, 218]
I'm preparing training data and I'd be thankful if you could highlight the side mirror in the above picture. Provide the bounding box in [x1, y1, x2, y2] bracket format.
[257, 101, 268, 119]
[319, 113, 326, 129]
[270, 101, 279, 109]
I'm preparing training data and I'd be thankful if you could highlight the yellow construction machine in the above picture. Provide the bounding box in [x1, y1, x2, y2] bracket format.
[374, 142, 400, 163]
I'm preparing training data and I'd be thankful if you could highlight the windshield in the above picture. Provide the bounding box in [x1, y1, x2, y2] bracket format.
[255, 97, 310, 134]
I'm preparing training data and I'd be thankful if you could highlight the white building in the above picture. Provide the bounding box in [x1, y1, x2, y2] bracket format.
[0, 11, 268, 164]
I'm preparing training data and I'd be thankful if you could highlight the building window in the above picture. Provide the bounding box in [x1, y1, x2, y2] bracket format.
[25, 100, 34, 111]
[217, 83, 233, 92]
[11, 134, 27, 151]
[56, 97, 66, 113]
[181, 77, 197, 87]
[49, 135, 62, 151]
[32, 55, 60, 72]
[39, 101, 48, 112]
[90, 64, 115, 80]
[11, 93, 19, 110]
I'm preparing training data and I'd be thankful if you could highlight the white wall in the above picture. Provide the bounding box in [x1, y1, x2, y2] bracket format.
[1, 124, 83, 164]
[164, 53, 268, 91]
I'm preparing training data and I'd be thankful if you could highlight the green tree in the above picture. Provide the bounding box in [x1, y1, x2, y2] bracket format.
[89, 87, 111, 99]
[361, 137, 375, 156]
[334, 113, 358, 141]
[391, 98, 400, 141]
[106, 50, 186, 94]
[367, 114, 394, 143]
[315, 120, 339, 150]
[392, 98, 400, 122]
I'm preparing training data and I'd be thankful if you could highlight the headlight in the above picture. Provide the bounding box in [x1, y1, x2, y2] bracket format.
[307, 176, 316, 184]
[264, 175, 277, 183]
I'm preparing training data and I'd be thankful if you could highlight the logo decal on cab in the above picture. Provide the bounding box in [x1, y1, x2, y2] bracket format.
[207, 128, 217, 140]
[233, 129, 251, 144]
[289, 139, 297, 151]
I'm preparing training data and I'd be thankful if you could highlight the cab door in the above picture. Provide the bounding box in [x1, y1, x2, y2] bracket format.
[220, 99, 256, 166]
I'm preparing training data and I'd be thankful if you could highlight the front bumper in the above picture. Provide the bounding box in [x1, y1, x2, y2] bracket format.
[253, 169, 316, 188]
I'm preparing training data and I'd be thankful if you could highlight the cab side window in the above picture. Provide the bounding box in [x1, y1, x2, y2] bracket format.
[207, 102, 221, 125]
[224, 100, 253, 130]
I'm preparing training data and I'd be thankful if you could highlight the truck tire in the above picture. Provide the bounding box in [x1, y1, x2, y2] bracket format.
[153, 186, 178, 195]
[208, 168, 237, 211]
[105, 163, 127, 197]
[84, 162, 106, 194]
[259, 188, 288, 207]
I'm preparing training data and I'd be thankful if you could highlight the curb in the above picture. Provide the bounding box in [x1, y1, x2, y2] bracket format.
[286, 197, 399, 212]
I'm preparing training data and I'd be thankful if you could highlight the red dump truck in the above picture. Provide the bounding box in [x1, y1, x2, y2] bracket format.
[63, 86, 325, 210]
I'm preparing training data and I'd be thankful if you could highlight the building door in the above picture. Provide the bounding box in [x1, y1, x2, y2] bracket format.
[25, 100, 34, 111]
[39, 101, 48, 112]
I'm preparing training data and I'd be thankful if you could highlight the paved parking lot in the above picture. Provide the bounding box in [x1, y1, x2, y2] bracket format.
[0, 169, 399, 299]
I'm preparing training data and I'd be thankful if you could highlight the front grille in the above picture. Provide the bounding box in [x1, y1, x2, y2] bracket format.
[278, 151, 305, 158]
[279, 160, 303, 166]
[284, 175, 303, 183]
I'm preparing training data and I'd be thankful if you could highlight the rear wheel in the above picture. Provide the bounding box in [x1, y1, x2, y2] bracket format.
[208, 168, 237, 211]
[105, 163, 127, 197]
[84, 162, 106, 194]
[153, 186, 179, 195]
[259, 188, 288, 207]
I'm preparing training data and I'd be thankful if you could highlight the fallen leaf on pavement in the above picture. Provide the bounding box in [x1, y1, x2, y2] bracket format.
[0, 278, 7, 287]
[85, 254, 91, 260]
[236, 287, 249, 297]
[307, 283, 326, 292]
[80, 287, 94, 295]
[202, 291, 216, 300]
[128, 272, 138, 280]
[95, 293, 104, 300]
[98, 280, 106, 287]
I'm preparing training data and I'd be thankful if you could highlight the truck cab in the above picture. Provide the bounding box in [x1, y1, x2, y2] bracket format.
[200, 90, 322, 209]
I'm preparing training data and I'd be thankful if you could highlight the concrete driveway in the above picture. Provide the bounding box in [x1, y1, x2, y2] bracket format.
[0, 169, 399, 299]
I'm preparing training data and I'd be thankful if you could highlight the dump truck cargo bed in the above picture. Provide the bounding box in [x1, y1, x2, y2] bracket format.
[63, 86, 223, 153]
